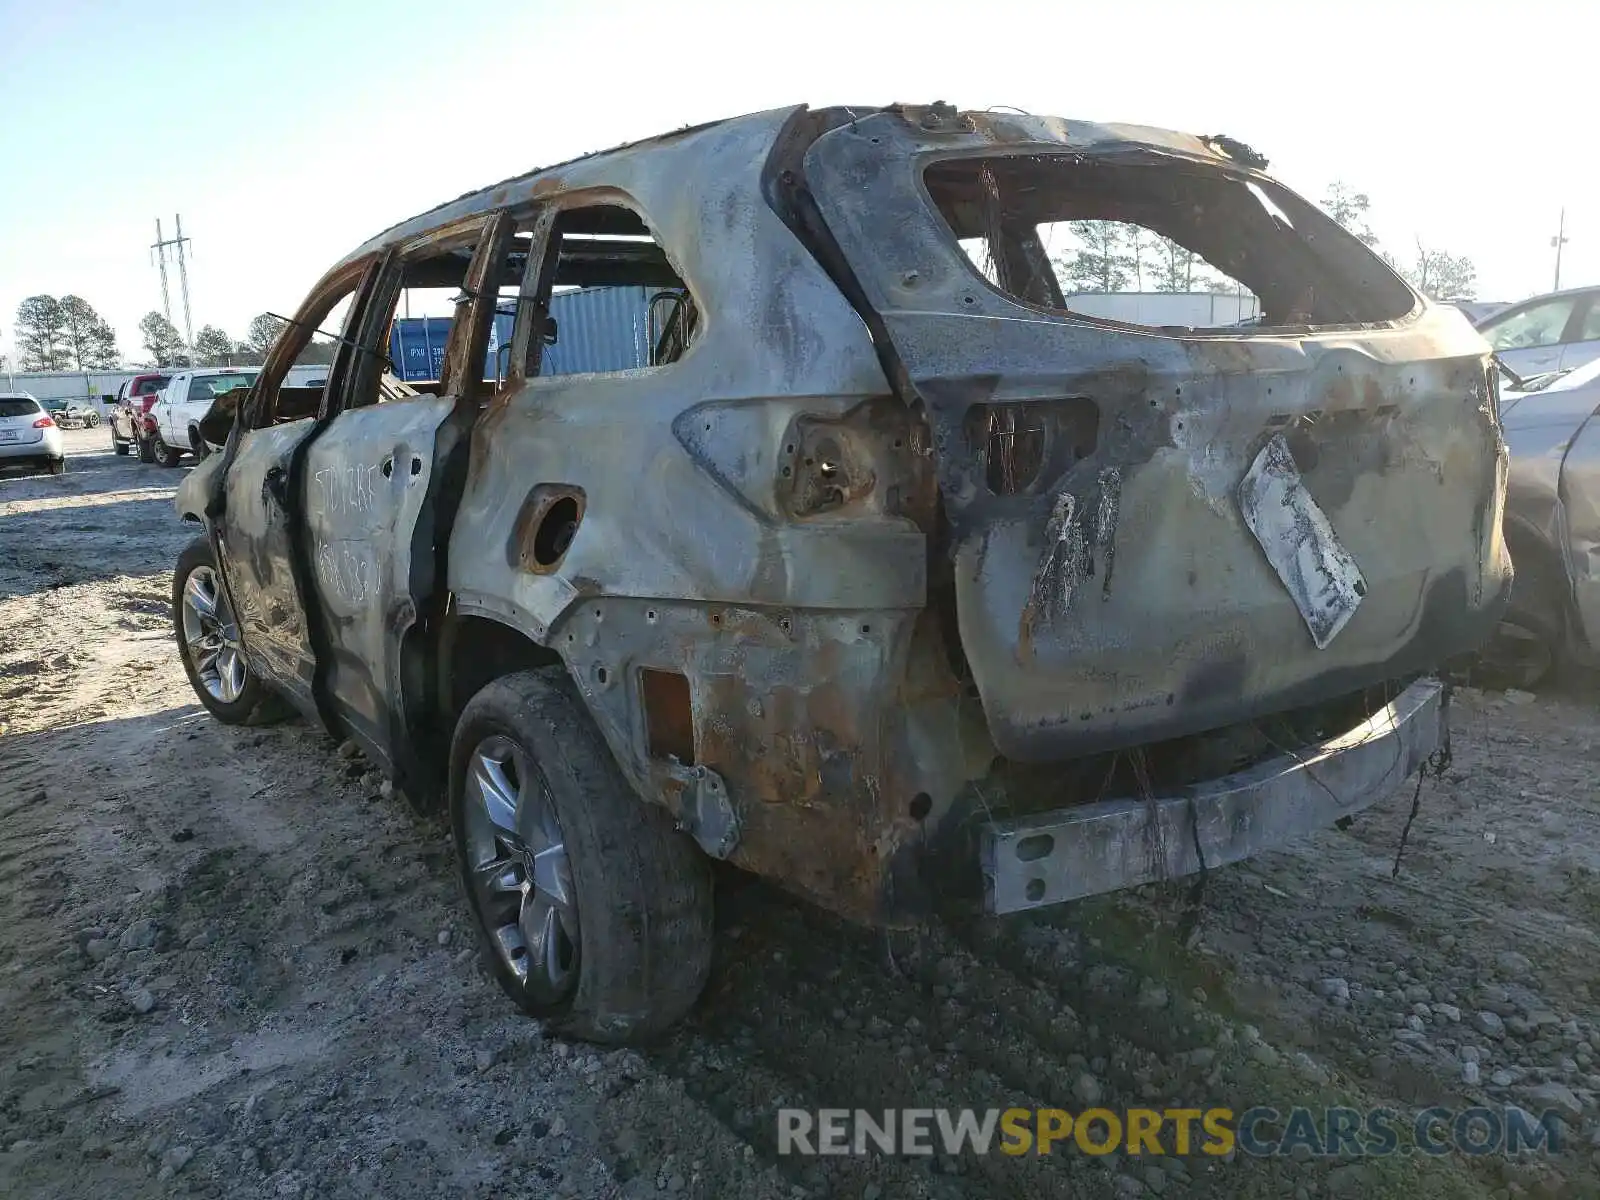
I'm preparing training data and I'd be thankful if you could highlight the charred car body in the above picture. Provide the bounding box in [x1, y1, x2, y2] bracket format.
[172, 103, 1509, 1042]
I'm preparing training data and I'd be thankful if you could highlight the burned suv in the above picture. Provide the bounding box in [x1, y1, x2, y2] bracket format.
[172, 103, 1510, 1043]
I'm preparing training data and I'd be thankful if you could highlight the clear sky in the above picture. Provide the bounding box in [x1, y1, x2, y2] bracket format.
[1, 0, 1594, 369]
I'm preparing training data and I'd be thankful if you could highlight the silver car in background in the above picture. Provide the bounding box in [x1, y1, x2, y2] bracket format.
[1486, 356, 1600, 685]
[0, 393, 66, 476]
[1478, 285, 1600, 380]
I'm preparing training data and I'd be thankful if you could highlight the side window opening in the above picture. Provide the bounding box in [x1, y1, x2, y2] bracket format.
[251, 283, 362, 427]
[369, 226, 546, 399]
[926, 155, 1413, 329]
[513, 202, 697, 381]
[381, 238, 482, 396]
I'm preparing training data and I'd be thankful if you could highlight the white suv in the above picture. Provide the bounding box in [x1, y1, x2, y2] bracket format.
[145, 369, 258, 466]
[0, 393, 66, 475]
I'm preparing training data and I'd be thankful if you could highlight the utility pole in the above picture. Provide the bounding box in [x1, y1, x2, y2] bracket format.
[151, 216, 195, 362]
[173, 214, 195, 359]
[152, 218, 173, 321]
[1552, 208, 1569, 292]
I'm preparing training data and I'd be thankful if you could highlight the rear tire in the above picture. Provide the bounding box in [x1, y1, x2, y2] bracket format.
[137, 433, 156, 463]
[155, 433, 183, 468]
[46, 458, 66, 476]
[449, 667, 713, 1044]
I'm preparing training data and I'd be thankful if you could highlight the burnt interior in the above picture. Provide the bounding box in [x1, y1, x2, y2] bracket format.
[923, 154, 1415, 328]
[963, 398, 1100, 495]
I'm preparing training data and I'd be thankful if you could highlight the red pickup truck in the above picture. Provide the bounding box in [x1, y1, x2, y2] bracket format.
[109, 373, 173, 460]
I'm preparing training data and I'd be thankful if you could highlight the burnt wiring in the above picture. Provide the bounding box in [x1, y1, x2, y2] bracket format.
[1129, 747, 1166, 882]
[1178, 794, 1211, 945]
[1392, 685, 1454, 878]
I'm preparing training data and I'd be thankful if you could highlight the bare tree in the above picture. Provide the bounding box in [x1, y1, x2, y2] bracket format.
[1323, 182, 1380, 248]
[1399, 238, 1478, 300]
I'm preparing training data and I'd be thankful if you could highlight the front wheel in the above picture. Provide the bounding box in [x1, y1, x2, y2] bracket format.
[449, 668, 713, 1044]
[172, 537, 285, 724]
[112, 430, 130, 456]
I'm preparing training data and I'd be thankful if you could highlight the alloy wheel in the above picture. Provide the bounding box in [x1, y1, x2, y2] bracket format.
[462, 735, 580, 1004]
[180, 565, 247, 703]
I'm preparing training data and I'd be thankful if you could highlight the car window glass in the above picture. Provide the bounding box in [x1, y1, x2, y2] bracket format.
[1576, 298, 1600, 342]
[0, 398, 42, 417]
[192, 373, 259, 401]
[1482, 298, 1577, 350]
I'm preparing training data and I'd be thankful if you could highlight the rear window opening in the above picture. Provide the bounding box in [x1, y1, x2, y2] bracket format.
[925, 154, 1413, 329]
[0, 398, 42, 418]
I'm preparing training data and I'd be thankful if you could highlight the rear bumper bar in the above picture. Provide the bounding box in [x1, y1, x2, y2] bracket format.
[980, 678, 1447, 914]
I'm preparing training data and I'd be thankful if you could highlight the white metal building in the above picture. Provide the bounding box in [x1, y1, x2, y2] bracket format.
[0, 369, 146, 406]
[1062, 291, 1262, 326]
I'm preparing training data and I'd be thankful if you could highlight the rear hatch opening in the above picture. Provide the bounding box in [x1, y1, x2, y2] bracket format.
[921, 150, 1416, 335]
[795, 108, 1508, 761]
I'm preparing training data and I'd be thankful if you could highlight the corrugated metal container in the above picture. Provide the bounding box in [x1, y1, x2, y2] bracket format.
[542, 286, 657, 376]
[389, 286, 668, 382]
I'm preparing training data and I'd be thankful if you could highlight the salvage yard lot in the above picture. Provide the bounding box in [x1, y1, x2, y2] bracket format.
[1, 429, 1597, 1198]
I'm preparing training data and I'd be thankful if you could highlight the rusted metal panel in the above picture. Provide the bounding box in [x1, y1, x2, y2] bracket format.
[300, 394, 458, 761]
[982, 678, 1445, 913]
[208, 421, 321, 706]
[801, 108, 1509, 763]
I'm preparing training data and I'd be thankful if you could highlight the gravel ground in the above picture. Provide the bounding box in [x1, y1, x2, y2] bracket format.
[1, 428, 1597, 1198]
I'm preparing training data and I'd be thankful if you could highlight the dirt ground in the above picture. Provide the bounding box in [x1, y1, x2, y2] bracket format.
[1, 427, 1597, 1199]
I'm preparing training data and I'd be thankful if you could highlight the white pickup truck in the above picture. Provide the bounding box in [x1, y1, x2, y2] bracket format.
[144, 365, 335, 465]
[144, 368, 259, 466]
